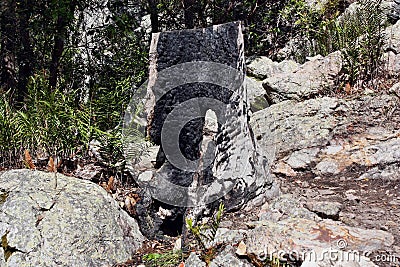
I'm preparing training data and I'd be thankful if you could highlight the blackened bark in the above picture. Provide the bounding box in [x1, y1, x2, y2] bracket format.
[0, 0, 17, 94]
[148, 0, 159, 33]
[49, 1, 77, 89]
[135, 22, 276, 239]
[183, 0, 195, 29]
[16, 0, 34, 103]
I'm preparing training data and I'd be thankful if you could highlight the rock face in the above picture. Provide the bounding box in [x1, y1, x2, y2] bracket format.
[251, 96, 340, 159]
[0, 170, 144, 266]
[245, 218, 394, 261]
[384, 20, 400, 75]
[249, 66, 400, 264]
[247, 57, 299, 80]
[245, 77, 269, 113]
[262, 51, 342, 103]
[133, 22, 276, 238]
[383, 0, 400, 21]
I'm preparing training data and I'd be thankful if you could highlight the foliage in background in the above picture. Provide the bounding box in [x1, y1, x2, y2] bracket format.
[0, 74, 94, 166]
[155, 0, 293, 55]
[280, 0, 387, 86]
[0, 0, 148, 170]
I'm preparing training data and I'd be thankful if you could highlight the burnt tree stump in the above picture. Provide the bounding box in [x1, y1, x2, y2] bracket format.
[133, 22, 277, 238]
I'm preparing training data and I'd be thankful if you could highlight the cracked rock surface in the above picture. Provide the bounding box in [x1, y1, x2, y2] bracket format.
[0, 169, 144, 266]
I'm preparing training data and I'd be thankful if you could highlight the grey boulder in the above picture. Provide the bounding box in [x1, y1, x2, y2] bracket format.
[0, 170, 144, 266]
[262, 51, 342, 103]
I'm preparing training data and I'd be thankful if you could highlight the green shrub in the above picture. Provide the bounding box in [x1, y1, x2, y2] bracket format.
[13, 74, 94, 157]
[335, 0, 387, 85]
[0, 92, 18, 164]
[281, 0, 387, 86]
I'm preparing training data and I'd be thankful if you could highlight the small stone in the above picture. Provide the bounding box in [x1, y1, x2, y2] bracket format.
[137, 170, 153, 182]
[219, 220, 234, 228]
[173, 238, 182, 252]
[306, 201, 342, 218]
[210, 228, 247, 248]
[274, 162, 297, 177]
[269, 194, 319, 220]
[210, 246, 252, 267]
[389, 82, 400, 96]
[318, 189, 335, 195]
[185, 252, 206, 267]
[364, 88, 375, 95]
[236, 241, 247, 256]
[258, 210, 283, 222]
[315, 160, 340, 175]
[345, 190, 359, 201]
[287, 148, 320, 169]
[247, 57, 299, 80]
[323, 145, 343, 155]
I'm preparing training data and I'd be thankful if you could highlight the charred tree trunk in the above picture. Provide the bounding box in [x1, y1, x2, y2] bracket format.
[183, 0, 196, 29]
[0, 0, 17, 97]
[131, 22, 277, 239]
[148, 0, 159, 33]
[16, 0, 34, 103]
[49, 1, 77, 89]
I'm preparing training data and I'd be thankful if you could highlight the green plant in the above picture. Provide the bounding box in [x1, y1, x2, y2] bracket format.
[279, 0, 343, 62]
[143, 250, 183, 267]
[185, 203, 225, 250]
[336, 0, 387, 86]
[12, 74, 95, 157]
[0, 73, 114, 167]
[0, 92, 18, 164]
[264, 255, 292, 267]
[280, 0, 387, 87]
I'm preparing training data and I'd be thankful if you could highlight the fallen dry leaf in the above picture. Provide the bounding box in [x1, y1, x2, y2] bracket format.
[24, 150, 36, 170]
[125, 193, 140, 215]
[344, 82, 351, 95]
[106, 176, 115, 193]
[47, 157, 56, 172]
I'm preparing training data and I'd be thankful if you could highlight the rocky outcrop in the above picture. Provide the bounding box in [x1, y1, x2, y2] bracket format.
[250, 96, 340, 159]
[262, 52, 342, 103]
[384, 20, 400, 75]
[227, 21, 400, 266]
[0, 170, 144, 266]
[247, 57, 299, 80]
[383, 0, 400, 21]
[245, 77, 269, 113]
[245, 218, 393, 262]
